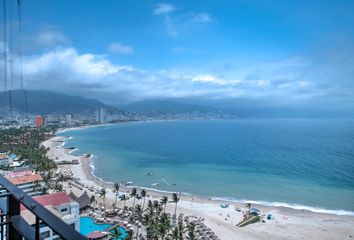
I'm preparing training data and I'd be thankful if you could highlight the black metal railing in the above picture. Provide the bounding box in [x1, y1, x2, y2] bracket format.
[0, 175, 86, 240]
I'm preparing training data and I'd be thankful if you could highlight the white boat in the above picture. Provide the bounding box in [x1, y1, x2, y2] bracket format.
[151, 183, 159, 186]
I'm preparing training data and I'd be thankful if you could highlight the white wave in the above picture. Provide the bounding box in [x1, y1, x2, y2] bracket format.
[211, 197, 354, 216]
[68, 148, 78, 154]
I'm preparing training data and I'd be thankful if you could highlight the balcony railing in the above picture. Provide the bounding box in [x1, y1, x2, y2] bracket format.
[0, 175, 86, 240]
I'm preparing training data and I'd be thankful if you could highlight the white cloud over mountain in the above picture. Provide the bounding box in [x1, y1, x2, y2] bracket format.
[14, 45, 341, 105]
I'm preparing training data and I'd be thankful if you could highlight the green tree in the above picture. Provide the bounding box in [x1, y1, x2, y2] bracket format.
[140, 189, 147, 211]
[130, 187, 137, 210]
[90, 195, 96, 204]
[113, 182, 120, 210]
[108, 228, 121, 240]
[160, 196, 168, 213]
[99, 188, 107, 209]
[134, 204, 143, 239]
[169, 227, 179, 240]
[125, 229, 134, 240]
[186, 222, 196, 240]
[177, 220, 184, 240]
[171, 193, 180, 217]
[120, 194, 128, 212]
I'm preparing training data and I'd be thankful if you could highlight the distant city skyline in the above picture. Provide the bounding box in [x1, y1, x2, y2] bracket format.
[1, 0, 354, 115]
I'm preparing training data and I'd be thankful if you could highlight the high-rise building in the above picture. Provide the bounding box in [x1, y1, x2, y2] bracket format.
[96, 108, 106, 124]
[45, 115, 64, 127]
[65, 115, 72, 126]
[35, 115, 44, 128]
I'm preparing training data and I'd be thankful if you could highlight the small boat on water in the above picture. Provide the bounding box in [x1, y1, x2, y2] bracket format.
[151, 183, 159, 186]
[146, 172, 153, 176]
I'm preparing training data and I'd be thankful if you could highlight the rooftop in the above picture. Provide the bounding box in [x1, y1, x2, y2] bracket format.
[8, 173, 43, 185]
[30, 192, 73, 208]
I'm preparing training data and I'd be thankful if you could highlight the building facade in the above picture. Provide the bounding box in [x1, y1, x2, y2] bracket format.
[35, 115, 44, 128]
[7, 173, 45, 196]
[21, 192, 80, 240]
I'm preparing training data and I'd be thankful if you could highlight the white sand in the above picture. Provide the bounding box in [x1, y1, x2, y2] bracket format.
[43, 135, 354, 240]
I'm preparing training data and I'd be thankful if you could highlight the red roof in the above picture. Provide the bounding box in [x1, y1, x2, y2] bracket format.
[8, 174, 43, 185]
[21, 192, 72, 211]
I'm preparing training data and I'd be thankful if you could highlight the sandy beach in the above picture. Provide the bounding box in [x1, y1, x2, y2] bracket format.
[42, 134, 354, 240]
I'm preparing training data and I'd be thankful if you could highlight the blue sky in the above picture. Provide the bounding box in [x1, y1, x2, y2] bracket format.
[2, 0, 354, 111]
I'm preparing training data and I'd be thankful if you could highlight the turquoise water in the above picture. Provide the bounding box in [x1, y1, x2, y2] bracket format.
[79, 217, 127, 239]
[62, 120, 354, 215]
[80, 217, 111, 236]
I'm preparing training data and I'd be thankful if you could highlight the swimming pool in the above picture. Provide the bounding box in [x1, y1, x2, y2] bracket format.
[111, 226, 128, 240]
[80, 217, 112, 236]
[80, 217, 127, 239]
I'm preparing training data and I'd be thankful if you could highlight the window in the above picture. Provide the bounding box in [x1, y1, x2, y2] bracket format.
[60, 208, 68, 212]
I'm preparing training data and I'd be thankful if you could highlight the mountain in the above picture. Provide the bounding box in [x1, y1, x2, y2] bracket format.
[0, 90, 117, 115]
[121, 99, 218, 114]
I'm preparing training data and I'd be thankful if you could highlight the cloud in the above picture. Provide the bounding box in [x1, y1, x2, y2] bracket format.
[1, 41, 350, 108]
[108, 42, 134, 54]
[190, 74, 240, 85]
[192, 13, 215, 23]
[34, 29, 70, 48]
[154, 3, 176, 15]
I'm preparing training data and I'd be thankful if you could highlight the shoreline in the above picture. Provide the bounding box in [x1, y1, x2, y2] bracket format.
[57, 124, 354, 217]
[43, 127, 354, 240]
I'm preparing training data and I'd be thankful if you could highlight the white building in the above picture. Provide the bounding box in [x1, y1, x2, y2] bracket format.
[21, 192, 80, 240]
[65, 115, 73, 126]
[7, 172, 45, 196]
[96, 108, 106, 124]
[0, 152, 13, 166]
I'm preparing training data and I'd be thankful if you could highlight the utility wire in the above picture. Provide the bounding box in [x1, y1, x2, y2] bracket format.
[17, 0, 27, 112]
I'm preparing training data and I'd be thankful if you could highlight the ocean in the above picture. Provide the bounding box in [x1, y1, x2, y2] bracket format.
[58, 119, 354, 215]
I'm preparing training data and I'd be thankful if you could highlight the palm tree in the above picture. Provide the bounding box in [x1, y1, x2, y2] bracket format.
[171, 193, 180, 217]
[113, 182, 120, 210]
[140, 189, 147, 211]
[58, 173, 65, 189]
[120, 194, 128, 212]
[134, 204, 143, 220]
[177, 221, 184, 240]
[100, 188, 107, 209]
[134, 204, 143, 239]
[160, 196, 168, 212]
[54, 183, 63, 192]
[186, 222, 196, 240]
[130, 188, 137, 210]
[90, 195, 96, 204]
[158, 212, 171, 239]
[169, 227, 179, 240]
[109, 228, 121, 240]
[125, 229, 134, 240]
[146, 200, 154, 217]
[42, 170, 53, 193]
